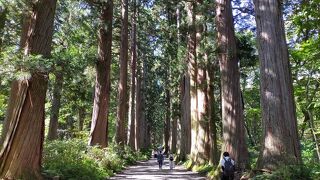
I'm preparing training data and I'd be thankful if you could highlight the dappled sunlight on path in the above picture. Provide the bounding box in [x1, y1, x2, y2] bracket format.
[109, 158, 207, 180]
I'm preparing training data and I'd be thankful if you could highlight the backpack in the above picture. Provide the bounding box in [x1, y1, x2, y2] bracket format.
[223, 157, 235, 176]
[169, 156, 173, 161]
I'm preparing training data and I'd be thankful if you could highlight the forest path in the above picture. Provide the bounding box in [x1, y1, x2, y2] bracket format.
[109, 158, 207, 180]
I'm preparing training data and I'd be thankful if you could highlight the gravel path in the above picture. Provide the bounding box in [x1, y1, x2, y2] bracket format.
[109, 158, 207, 180]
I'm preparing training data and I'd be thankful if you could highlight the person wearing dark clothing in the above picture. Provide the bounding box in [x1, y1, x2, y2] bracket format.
[220, 152, 235, 180]
[157, 151, 164, 169]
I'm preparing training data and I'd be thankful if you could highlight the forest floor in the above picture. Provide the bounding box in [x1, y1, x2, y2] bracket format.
[109, 158, 207, 180]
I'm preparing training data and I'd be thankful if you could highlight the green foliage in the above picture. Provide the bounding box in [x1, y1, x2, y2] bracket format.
[252, 165, 317, 180]
[193, 163, 214, 175]
[43, 139, 107, 179]
[0, 93, 7, 121]
[184, 157, 194, 170]
[42, 140, 148, 179]
[0, 121, 2, 136]
[248, 146, 260, 169]
[301, 140, 320, 164]
[207, 166, 222, 180]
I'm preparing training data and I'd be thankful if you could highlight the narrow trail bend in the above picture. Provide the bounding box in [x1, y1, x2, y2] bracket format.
[109, 158, 207, 180]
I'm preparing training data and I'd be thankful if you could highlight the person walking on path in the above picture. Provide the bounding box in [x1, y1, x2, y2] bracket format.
[169, 154, 175, 170]
[157, 151, 164, 169]
[220, 152, 235, 180]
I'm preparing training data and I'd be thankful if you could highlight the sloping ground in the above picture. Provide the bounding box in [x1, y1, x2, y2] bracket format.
[109, 158, 207, 180]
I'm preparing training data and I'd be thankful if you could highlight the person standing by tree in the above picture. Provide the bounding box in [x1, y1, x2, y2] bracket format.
[220, 152, 235, 180]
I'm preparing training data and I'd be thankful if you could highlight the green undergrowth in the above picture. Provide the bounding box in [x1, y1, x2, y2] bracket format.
[0, 122, 2, 136]
[252, 164, 320, 180]
[192, 163, 214, 175]
[42, 139, 150, 179]
[183, 157, 217, 178]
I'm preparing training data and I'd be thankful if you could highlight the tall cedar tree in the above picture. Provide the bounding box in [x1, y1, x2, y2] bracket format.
[188, 1, 198, 164]
[179, 1, 193, 161]
[47, 68, 64, 140]
[128, 0, 137, 150]
[253, 0, 301, 169]
[208, 61, 219, 164]
[0, 0, 57, 178]
[191, 0, 212, 164]
[171, 6, 181, 154]
[116, 0, 129, 145]
[163, 1, 175, 154]
[215, 0, 249, 168]
[88, 1, 113, 148]
[135, 64, 142, 150]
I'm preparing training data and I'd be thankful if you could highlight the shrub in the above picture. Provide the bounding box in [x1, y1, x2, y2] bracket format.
[252, 165, 315, 180]
[42, 139, 149, 179]
[193, 163, 214, 175]
[42, 139, 108, 179]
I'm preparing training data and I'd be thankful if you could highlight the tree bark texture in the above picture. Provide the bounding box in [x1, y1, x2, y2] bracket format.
[164, 89, 171, 154]
[135, 58, 148, 150]
[170, 6, 181, 154]
[141, 59, 149, 150]
[179, 75, 191, 161]
[253, 0, 301, 170]
[190, 2, 212, 164]
[47, 71, 64, 140]
[0, 0, 57, 178]
[0, 75, 47, 179]
[135, 68, 142, 150]
[215, 0, 248, 169]
[179, 2, 194, 161]
[208, 62, 219, 165]
[187, 2, 198, 165]
[116, 0, 129, 145]
[88, 1, 113, 148]
[171, 116, 178, 153]
[128, 0, 137, 150]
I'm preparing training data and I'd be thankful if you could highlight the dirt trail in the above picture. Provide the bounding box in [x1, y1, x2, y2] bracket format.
[109, 158, 207, 180]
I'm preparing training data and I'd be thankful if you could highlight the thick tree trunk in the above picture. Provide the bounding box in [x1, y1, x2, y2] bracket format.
[202, 53, 211, 162]
[135, 52, 147, 150]
[179, 2, 195, 161]
[164, 90, 171, 154]
[116, 0, 129, 145]
[128, 0, 137, 150]
[88, 1, 113, 148]
[47, 71, 64, 140]
[179, 75, 190, 161]
[141, 59, 149, 150]
[135, 69, 142, 150]
[0, 75, 48, 179]
[187, 1, 198, 165]
[136, 58, 148, 150]
[193, 59, 210, 164]
[171, 116, 178, 153]
[191, 3, 212, 164]
[208, 62, 218, 165]
[253, 0, 301, 170]
[171, 6, 181, 154]
[215, 0, 248, 169]
[0, 0, 57, 178]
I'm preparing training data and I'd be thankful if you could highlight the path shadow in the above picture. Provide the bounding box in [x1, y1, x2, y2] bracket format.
[108, 158, 207, 180]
